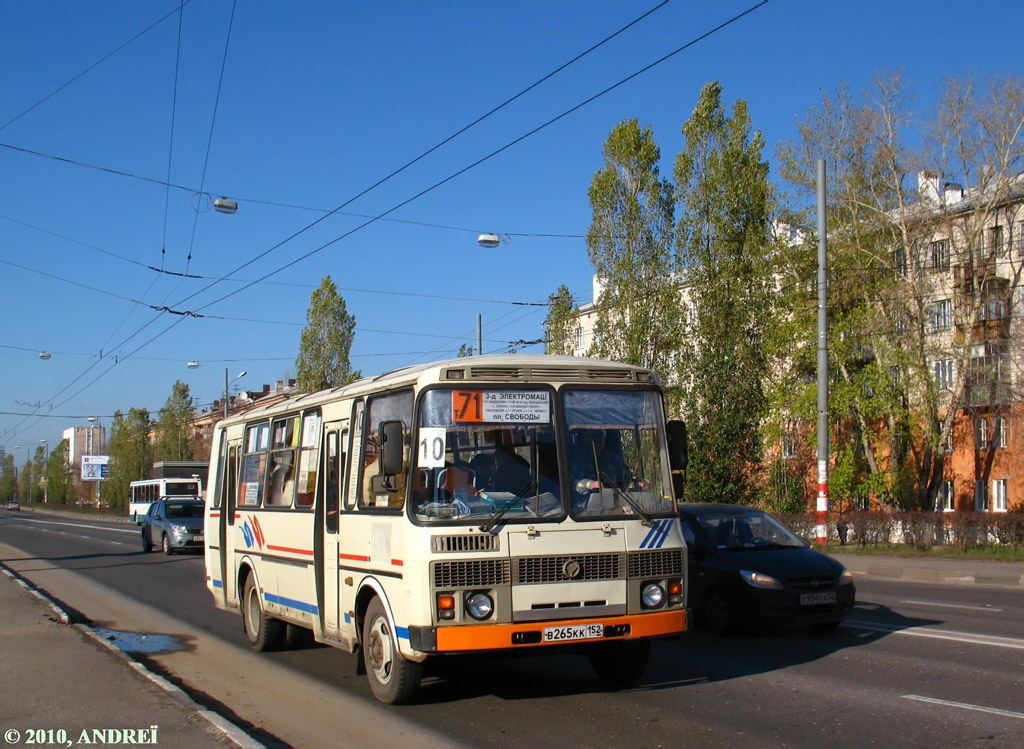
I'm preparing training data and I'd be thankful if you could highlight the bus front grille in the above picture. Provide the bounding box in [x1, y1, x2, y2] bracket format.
[627, 549, 684, 578]
[432, 534, 500, 553]
[433, 559, 511, 588]
[514, 553, 622, 584]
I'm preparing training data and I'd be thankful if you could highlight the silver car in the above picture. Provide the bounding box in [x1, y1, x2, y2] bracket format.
[141, 498, 204, 555]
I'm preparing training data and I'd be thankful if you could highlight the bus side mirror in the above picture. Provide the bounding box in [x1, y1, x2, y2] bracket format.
[667, 420, 688, 473]
[378, 420, 404, 476]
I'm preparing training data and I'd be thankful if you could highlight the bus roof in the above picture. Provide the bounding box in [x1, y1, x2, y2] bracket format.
[216, 353, 661, 428]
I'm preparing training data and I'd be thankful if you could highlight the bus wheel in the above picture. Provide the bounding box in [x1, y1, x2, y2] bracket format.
[362, 597, 421, 704]
[588, 639, 651, 687]
[242, 576, 284, 652]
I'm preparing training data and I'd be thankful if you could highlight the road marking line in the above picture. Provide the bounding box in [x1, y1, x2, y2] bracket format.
[845, 619, 1024, 650]
[902, 695, 1024, 720]
[901, 599, 1002, 612]
[20, 517, 136, 535]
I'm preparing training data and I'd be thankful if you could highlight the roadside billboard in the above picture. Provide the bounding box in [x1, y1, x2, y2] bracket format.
[82, 455, 109, 481]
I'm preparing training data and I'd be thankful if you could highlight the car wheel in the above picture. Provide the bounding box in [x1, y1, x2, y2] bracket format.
[588, 639, 651, 686]
[703, 590, 736, 635]
[242, 575, 284, 652]
[362, 597, 421, 704]
[161, 534, 174, 556]
[141, 530, 152, 553]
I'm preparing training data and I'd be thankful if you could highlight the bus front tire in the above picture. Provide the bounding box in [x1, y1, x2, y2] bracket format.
[589, 639, 651, 687]
[362, 597, 421, 704]
[242, 576, 284, 652]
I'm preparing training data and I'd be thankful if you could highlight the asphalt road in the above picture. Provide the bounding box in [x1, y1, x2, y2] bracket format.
[2, 508, 1022, 747]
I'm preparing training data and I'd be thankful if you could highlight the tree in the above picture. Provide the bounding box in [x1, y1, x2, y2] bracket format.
[674, 81, 774, 506]
[545, 284, 579, 355]
[296, 275, 360, 392]
[32, 445, 46, 502]
[105, 408, 153, 512]
[0, 454, 16, 502]
[775, 72, 1024, 510]
[155, 380, 196, 462]
[586, 119, 681, 384]
[45, 439, 74, 505]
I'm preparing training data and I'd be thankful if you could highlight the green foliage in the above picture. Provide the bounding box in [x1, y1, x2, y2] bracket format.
[155, 380, 196, 462]
[762, 459, 806, 514]
[674, 82, 774, 506]
[544, 285, 578, 355]
[32, 445, 46, 502]
[0, 454, 16, 502]
[296, 275, 360, 392]
[585, 118, 681, 377]
[105, 408, 153, 511]
[45, 439, 74, 504]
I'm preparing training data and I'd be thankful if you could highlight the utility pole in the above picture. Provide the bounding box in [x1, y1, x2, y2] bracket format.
[816, 158, 830, 546]
[477, 315, 483, 357]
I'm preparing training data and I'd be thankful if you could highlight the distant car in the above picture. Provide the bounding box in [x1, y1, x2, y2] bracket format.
[6, 499, 19, 511]
[679, 503, 855, 634]
[141, 498, 204, 555]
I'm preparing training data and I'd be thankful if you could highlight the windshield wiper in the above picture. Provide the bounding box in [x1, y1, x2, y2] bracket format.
[479, 481, 538, 534]
[599, 471, 653, 526]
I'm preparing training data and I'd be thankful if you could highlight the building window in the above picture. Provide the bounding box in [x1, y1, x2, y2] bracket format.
[974, 480, 988, 511]
[933, 359, 954, 390]
[939, 480, 954, 512]
[929, 299, 952, 332]
[893, 248, 907, 277]
[992, 479, 1007, 512]
[988, 225, 1004, 254]
[574, 325, 584, 351]
[994, 417, 1007, 449]
[782, 435, 796, 459]
[929, 239, 950, 270]
[974, 418, 988, 450]
[979, 286, 1007, 321]
[1016, 222, 1024, 255]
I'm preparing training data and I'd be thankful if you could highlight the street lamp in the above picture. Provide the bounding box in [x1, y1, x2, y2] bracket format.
[225, 369, 247, 419]
[40, 439, 48, 504]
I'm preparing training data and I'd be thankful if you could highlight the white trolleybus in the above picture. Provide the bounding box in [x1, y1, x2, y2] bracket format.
[204, 354, 690, 703]
[130, 477, 203, 523]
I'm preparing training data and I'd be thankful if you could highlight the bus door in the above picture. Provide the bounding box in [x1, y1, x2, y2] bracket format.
[220, 441, 241, 607]
[317, 423, 347, 639]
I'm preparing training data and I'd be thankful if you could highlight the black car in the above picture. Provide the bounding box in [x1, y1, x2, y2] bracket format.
[141, 498, 204, 555]
[679, 503, 855, 634]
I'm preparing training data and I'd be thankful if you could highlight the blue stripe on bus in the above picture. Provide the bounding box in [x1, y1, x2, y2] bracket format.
[344, 612, 351, 623]
[264, 592, 319, 615]
[211, 579, 223, 589]
[396, 626, 410, 640]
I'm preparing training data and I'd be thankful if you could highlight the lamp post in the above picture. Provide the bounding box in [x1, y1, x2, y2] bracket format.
[225, 369, 247, 419]
[40, 439, 48, 504]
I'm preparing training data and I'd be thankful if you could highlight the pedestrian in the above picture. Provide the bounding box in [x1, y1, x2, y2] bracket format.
[837, 512, 849, 545]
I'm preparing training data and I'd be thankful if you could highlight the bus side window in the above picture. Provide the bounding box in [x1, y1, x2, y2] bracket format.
[240, 422, 269, 507]
[325, 431, 339, 533]
[267, 415, 299, 508]
[359, 391, 413, 510]
[295, 410, 321, 509]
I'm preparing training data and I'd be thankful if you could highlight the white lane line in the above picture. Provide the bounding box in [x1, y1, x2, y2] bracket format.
[901, 599, 1002, 612]
[902, 695, 1024, 720]
[845, 619, 1024, 650]
[19, 517, 137, 535]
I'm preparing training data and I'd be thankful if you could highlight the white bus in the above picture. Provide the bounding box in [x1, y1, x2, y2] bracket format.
[129, 477, 203, 523]
[204, 354, 690, 704]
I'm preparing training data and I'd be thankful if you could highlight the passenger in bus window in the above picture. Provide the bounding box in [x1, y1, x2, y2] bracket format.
[569, 429, 643, 511]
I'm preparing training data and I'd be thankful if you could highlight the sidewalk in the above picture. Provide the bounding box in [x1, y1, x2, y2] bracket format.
[0, 571, 244, 748]
[829, 551, 1024, 587]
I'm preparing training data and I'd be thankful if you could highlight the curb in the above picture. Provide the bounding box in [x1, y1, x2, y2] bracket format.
[0, 563, 260, 749]
[840, 563, 1024, 588]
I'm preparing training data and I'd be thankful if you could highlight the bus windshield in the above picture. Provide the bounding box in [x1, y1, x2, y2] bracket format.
[563, 388, 675, 519]
[412, 388, 561, 524]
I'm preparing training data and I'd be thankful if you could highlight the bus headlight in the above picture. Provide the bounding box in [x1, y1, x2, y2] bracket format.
[465, 592, 494, 621]
[641, 582, 665, 609]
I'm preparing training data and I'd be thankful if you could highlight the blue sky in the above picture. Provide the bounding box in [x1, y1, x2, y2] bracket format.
[1, 0, 1021, 456]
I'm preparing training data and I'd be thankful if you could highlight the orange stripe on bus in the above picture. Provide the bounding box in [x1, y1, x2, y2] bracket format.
[209, 512, 220, 518]
[434, 610, 687, 652]
[391, 559, 404, 567]
[267, 545, 314, 556]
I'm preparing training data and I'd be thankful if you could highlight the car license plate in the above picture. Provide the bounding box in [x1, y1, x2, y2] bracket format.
[194, 535, 204, 542]
[542, 623, 605, 642]
[800, 592, 836, 606]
